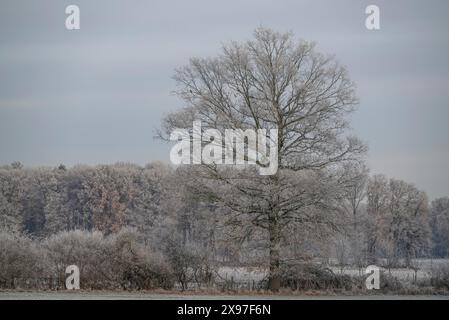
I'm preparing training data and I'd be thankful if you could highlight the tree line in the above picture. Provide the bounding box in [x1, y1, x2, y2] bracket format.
[1, 161, 448, 266]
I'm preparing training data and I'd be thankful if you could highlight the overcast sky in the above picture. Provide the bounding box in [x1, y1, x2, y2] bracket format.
[1, 0, 448, 199]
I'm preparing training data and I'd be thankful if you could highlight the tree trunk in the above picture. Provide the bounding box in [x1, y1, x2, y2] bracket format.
[366, 237, 377, 265]
[268, 137, 282, 292]
[268, 211, 281, 291]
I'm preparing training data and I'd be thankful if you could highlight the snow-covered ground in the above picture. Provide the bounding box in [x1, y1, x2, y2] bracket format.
[332, 259, 449, 282]
[217, 266, 267, 282]
[216, 259, 449, 283]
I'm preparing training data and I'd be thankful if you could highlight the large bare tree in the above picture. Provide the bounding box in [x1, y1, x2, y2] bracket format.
[161, 28, 366, 290]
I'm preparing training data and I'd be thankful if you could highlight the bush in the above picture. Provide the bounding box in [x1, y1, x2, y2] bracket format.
[0, 229, 45, 289]
[379, 271, 404, 292]
[108, 229, 174, 290]
[279, 262, 354, 291]
[44, 230, 111, 289]
[164, 239, 215, 290]
[430, 265, 449, 290]
[43, 229, 175, 290]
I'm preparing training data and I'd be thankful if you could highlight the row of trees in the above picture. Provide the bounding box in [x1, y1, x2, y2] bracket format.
[0, 162, 238, 268]
[1, 161, 448, 265]
[0, 162, 170, 237]
[334, 169, 443, 270]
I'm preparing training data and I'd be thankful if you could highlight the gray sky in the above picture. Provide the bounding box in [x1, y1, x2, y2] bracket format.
[1, 0, 448, 199]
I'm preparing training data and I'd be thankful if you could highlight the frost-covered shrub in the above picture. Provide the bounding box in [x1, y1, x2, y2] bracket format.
[430, 265, 449, 290]
[108, 228, 174, 290]
[43, 229, 174, 290]
[0, 229, 45, 288]
[164, 239, 214, 290]
[44, 229, 111, 289]
[379, 271, 404, 292]
[279, 262, 354, 291]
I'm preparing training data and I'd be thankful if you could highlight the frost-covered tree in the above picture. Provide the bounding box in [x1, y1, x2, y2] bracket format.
[385, 179, 430, 267]
[160, 28, 366, 290]
[366, 175, 431, 266]
[125, 162, 173, 243]
[431, 197, 449, 257]
[365, 174, 390, 264]
[0, 165, 25, 231]
[337, 163, 369, 267]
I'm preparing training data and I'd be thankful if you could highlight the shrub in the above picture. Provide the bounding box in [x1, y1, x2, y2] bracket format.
[379, 271, 404, 292]
[43, 229, 174, 290]
[164, 239, 215, 290]
[430, 265, 449, 290]
[279, 262, 354, 291]
[44, 230, 111, 289]
[0, 229, 45, 289]
[108, 228, 174, 290]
